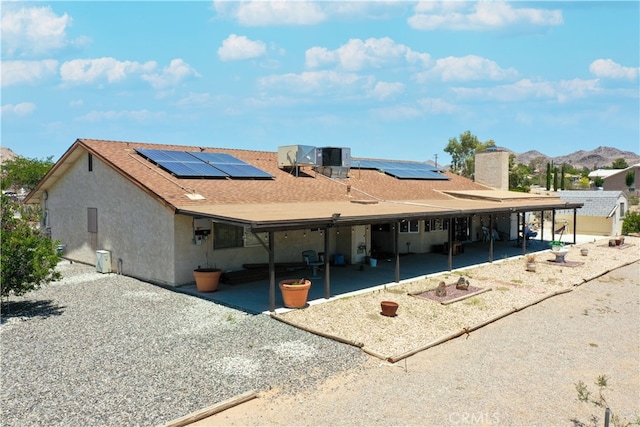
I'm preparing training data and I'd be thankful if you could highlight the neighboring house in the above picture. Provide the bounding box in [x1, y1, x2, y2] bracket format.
[25, 139, 582, 309]
[589, 164, 639, 194]
[555, 190, 628, 236]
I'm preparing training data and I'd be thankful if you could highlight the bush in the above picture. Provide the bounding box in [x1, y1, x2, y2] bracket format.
[622, 211, 640, 235]
[1, 195, 61, 300]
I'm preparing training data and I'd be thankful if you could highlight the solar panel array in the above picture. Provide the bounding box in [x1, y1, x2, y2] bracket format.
[352, 159, 448, 180]
[136, 149, 272, 179]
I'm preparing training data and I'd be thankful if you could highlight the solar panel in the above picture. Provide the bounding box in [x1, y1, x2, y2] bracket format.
[136, 148, 227, 178]
[190, 152, 273, 179]
[351, 158, 448, 180]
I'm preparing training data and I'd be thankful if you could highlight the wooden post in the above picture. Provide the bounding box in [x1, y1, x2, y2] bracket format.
[268, 231, 275, 312]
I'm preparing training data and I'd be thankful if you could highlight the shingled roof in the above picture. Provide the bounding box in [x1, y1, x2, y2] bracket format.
[27, 138, 583, 231]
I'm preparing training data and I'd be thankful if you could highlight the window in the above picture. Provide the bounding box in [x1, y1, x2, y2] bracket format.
[88, 208, 98, 233]
[88, 153, 93, 172]
[214, 223, 243, 249]
[400, 220, 419, 233]
[425, 218, 449, 232]
[620, 202, 625, 219]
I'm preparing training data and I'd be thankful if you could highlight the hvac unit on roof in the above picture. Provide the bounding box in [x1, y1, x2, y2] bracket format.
[277, 145, 318, 168]
[315, 147, 351, 178]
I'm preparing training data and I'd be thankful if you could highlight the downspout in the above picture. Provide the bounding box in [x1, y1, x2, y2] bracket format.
[447, 219, 453, 271]
[573, 208, 577, 244]
[488, 215, 494, 262]
[521, 212, 526, 255]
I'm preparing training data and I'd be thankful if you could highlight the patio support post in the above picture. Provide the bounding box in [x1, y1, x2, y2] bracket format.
[552, 209, 556, 240]
[324, 227, 330, 299]
[573, 208, 577, 244]
[540, 210, 545, 242]
[394, 222, 400, 282]
[521, 212, 527, 255]
[447, 219, 453, 271]
[488, 215, 494, 262]
[268, 231, 275, 312]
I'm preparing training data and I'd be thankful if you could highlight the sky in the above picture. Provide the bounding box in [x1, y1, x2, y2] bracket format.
[1, 1, 639, 166]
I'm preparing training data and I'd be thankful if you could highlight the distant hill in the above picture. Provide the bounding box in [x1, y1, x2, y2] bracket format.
[1, 147, 18, 165]
[514, 146, 640, 170]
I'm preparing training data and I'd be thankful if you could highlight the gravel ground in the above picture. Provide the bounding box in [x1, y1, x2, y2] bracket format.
[201, 261, 640, 426]
[0, 262, 368, 427]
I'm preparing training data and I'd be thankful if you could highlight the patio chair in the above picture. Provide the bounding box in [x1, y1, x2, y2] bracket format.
[302, 250, 324, 277]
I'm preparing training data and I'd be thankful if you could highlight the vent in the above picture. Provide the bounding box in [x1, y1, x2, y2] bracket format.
[315, 147, 351, 179]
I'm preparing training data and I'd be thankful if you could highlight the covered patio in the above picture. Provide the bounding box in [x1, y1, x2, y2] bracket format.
[176, 236, 564, 314]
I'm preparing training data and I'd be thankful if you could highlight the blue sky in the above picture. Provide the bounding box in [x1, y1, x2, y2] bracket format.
[2, 1, 639, 166]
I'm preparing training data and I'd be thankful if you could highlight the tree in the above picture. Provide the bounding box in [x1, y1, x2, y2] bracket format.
[546, 162, 552, 190]
[611, 158, 628, 169]
[622, 211, 640, 235]
[560, 164, 566, 190]
[444, 131, 495, 178]
[1, 194, 61, 300]
[0, 155, 54, 191]
[625, 171, 635, 189]
[594, 176, 604, 188]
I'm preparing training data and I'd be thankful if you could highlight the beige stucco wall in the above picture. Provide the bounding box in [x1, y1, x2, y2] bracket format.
[475, 151, 510, 190]
[45, 150, 177, 285]
[555, 214, 614, 236]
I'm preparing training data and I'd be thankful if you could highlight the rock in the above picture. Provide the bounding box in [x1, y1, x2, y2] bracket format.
[456, 277, 470, 290]
[435, 281, 447, 297]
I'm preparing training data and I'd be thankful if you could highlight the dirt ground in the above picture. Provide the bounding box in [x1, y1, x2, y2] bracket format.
[189, 261, 640, 427]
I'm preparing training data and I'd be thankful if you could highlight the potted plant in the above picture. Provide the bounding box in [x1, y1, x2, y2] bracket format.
[549, 241, 564, 252]
[279, 278, 312, 308]
[193, 266, 222, 292]
[525, 254, 537, 272]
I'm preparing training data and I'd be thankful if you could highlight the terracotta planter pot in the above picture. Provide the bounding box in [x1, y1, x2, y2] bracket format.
[279, 279, 312, 309]
[380, 301, 399, 317]
[193, 268, 222, 292]
[581, 248, 589, 256]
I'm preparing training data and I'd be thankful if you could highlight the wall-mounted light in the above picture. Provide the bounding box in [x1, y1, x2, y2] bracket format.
[332, 213, 341, 221]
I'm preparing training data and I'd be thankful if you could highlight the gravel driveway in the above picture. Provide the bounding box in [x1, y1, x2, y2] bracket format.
[0, 261, 368, 426]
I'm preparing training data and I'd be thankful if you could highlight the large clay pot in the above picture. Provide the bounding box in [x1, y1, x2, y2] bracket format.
[279, 279, 312, 309]
[380, 301, 399, 317]
[193, 268, 222, 292]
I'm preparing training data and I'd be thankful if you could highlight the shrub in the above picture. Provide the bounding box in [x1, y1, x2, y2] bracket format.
[622, 211, 640, 235]
[1, 194, 61, 300]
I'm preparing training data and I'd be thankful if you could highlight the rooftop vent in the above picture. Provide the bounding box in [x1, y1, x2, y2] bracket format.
[277, 145, 317, 168]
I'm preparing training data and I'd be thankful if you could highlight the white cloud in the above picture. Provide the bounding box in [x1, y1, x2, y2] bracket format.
[589, 59, 639, 80]
[1, 60, 58, 87]
[370, 81, 404, 100]
[142, 59, 200, 89]
[76, 109, 167, 122]
[451, 78, 600, 103]
[177, 92, 211, 107]
[217, 34, 267, 61]
[258, 70, 373, 95]
[306, 37, 431, 71]
[416, 55, 518, 82]
[409, 2, 563, 31]
[1, 6, 77, 57]
[1, 102, 36, 116]
[213, 1, 326, 26]
[60, 57, 157, 84]
[417, 97, 458, 114]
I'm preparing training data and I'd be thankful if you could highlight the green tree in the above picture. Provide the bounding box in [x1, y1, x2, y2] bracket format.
[1, 194, 61, 300]
[508, 155, 531, 192]
[560, 164, 566, 190]
[594, 176, 604, 188]
[611, 158, 628, 169]
[622, 211, 640, 235]
[553, 167, 559, 191]
[546, 162, 552, 190]
[625, 171, 635, 188]
[0, 155, 54, 191]
[444, 131, 495, 178]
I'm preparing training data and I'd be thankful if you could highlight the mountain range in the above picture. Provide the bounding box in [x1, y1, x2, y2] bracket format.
[513, 146, 639, 170]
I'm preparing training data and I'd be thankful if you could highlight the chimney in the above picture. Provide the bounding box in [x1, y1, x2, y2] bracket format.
[475, 148, 509, 190]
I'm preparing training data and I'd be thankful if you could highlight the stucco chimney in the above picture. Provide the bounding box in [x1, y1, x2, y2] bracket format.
[475, 148, 510, 190]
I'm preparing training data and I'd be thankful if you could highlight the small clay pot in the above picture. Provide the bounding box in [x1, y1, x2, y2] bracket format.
[580, 248, 589, 256]
[380, 301, 399, 317]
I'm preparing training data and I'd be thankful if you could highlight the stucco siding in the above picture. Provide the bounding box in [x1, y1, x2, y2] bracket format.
[45, 150, 176, 284]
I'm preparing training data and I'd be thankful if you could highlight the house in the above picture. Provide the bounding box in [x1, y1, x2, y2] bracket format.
[589, 164, 639, 194]
[25, 139, 582, 310]
[555, 190, 628, 236]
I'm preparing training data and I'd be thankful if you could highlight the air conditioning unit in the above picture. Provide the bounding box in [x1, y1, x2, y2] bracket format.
[315, 147, 351, 178]
[277, 145, 317, 168]
[96, 250, 112, 273]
